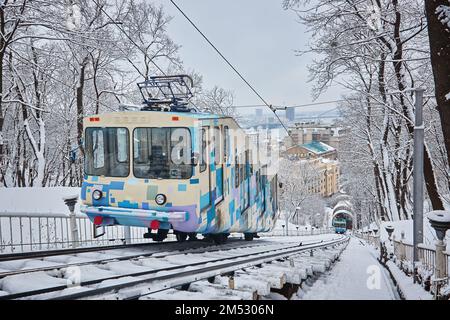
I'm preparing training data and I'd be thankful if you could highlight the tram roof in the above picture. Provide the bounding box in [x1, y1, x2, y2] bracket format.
[86, 110, 232, 121]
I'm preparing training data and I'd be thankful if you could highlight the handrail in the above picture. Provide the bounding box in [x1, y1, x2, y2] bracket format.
[355, 232, 449, 284]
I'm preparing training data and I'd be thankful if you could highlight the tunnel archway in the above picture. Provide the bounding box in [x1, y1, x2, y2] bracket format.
[332, 201, 353, 230]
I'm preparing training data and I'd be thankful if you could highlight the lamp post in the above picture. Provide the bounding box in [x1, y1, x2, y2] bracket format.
[372, 88, 425, 281]
[385, 225, 395, 261]
[295, 207, 301, 227]
[412, 88, 425, 284]
[63, 194, 79, 248]
[385, 225, 395, 241]
[427, 210, 450, 300]
[372, 227, 379, 248]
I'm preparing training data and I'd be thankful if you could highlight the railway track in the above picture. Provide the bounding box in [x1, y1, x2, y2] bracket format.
[0, 234, 349, 300]
[0, 238, 283, 279]
[0, 239, 182, 262]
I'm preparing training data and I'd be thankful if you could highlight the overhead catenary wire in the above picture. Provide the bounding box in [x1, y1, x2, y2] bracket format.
[90, 0, 197, 109]
[231, 100, 350, 109]
[169, 0, 290, 135]
[90, 0, 167, 77]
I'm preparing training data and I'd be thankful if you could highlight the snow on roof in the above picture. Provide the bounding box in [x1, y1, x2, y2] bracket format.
[319, 158, 338, 164]
[300, 141, 335, 155]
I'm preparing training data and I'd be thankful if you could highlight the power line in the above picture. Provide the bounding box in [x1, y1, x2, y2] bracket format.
[169, 0, 290, 135]
[90, 0, 167, 77]
[90, 0, 194, 108]
[232, 100, 349, 109]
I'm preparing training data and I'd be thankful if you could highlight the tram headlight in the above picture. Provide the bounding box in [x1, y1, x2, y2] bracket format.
[155, 194, 167, 205]
[92, 189, 103, 200]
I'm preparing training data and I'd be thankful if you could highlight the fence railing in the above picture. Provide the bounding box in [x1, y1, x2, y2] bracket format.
[263, 227, 336, 237]
[0, 210, 336, 254]
[0, 212, 167, 254]
[355, 232, 449, 282]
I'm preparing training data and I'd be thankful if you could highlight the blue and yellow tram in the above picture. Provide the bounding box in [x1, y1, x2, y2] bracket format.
[80, 75, 279, 243]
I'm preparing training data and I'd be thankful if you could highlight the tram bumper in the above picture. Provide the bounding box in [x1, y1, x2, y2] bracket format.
[80, 205, 188, 228]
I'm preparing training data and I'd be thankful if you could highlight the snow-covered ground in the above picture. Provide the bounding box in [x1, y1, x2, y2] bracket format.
[0, 234, 344, 299]
[299, 237, 398, 300]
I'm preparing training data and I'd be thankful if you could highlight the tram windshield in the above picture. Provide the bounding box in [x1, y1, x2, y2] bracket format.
[85, 127, 130, 177]
[133, 127, 192, 179]
[333, 219, 347, 228]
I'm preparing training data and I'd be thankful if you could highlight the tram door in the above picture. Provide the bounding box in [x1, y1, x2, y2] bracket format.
[199, 127, 211, 212]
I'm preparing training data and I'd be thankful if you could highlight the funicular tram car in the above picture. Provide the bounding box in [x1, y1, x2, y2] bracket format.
[80, 75, 279, 244]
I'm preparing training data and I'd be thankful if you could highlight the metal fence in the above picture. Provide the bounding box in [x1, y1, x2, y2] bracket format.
[355, 232, 449, 280]
[263, 227, 336, 237]
[0, 210, 337, 254]
[0, 212, 166, 253]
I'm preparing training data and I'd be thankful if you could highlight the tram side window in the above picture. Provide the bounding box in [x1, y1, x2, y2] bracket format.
[234, 154, 240, 188]
[223, 126, 229, 162]
[245, 150, 250, 179]
[214, 126, 222, 166]
[133, 128, 192, 179]
[91, 129, 104, 169]
[85, 127, 129, 177]
[256, 170, 261, 196]
[270, 175, 278, 215]
[200, 128, 207, 172]
[117, 128, 128, 162]
[261, 166, 267, 214]
[239, 153, 245, 185]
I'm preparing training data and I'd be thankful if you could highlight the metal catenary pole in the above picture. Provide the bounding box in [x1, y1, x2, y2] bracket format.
[413, 88, 425, 283]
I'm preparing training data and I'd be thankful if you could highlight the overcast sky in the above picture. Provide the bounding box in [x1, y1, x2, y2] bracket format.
[154, 0, 344, 114]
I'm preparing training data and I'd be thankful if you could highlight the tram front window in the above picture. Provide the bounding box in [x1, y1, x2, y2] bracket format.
[85, 127, 130, 177]
[133, 128, 192, 179]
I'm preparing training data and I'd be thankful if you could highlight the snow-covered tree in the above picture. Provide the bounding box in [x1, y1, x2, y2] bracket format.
[284, 0, 449, 221]
[278, 158, 325, 224]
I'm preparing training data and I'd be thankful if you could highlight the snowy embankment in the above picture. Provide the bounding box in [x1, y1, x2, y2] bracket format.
[0, 187, 82, 217]
[385, 261, 431, 300]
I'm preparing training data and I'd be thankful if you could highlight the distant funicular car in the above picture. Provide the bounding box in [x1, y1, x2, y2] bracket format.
[333, 218, 347, 234]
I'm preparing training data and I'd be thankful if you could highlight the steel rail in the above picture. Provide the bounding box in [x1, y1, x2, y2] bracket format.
[0, 236, 346, 300]
[0, 237, 343, 300]
[0, 239, 277, 279]
[132, 236, 350, 301]
[0, 235, 245, 262]
[0, 240, 178, 262]
[59, 236, 349, 300]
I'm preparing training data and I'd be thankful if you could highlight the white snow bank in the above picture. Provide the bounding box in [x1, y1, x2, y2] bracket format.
[1, 271, 68, 294]
[385, 261, 432, 300]
[0, 187, 82, 216]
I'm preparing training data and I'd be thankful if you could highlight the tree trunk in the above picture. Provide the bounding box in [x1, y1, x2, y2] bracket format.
[76, 58, 88, 184]
[425, 0, 450, 168]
